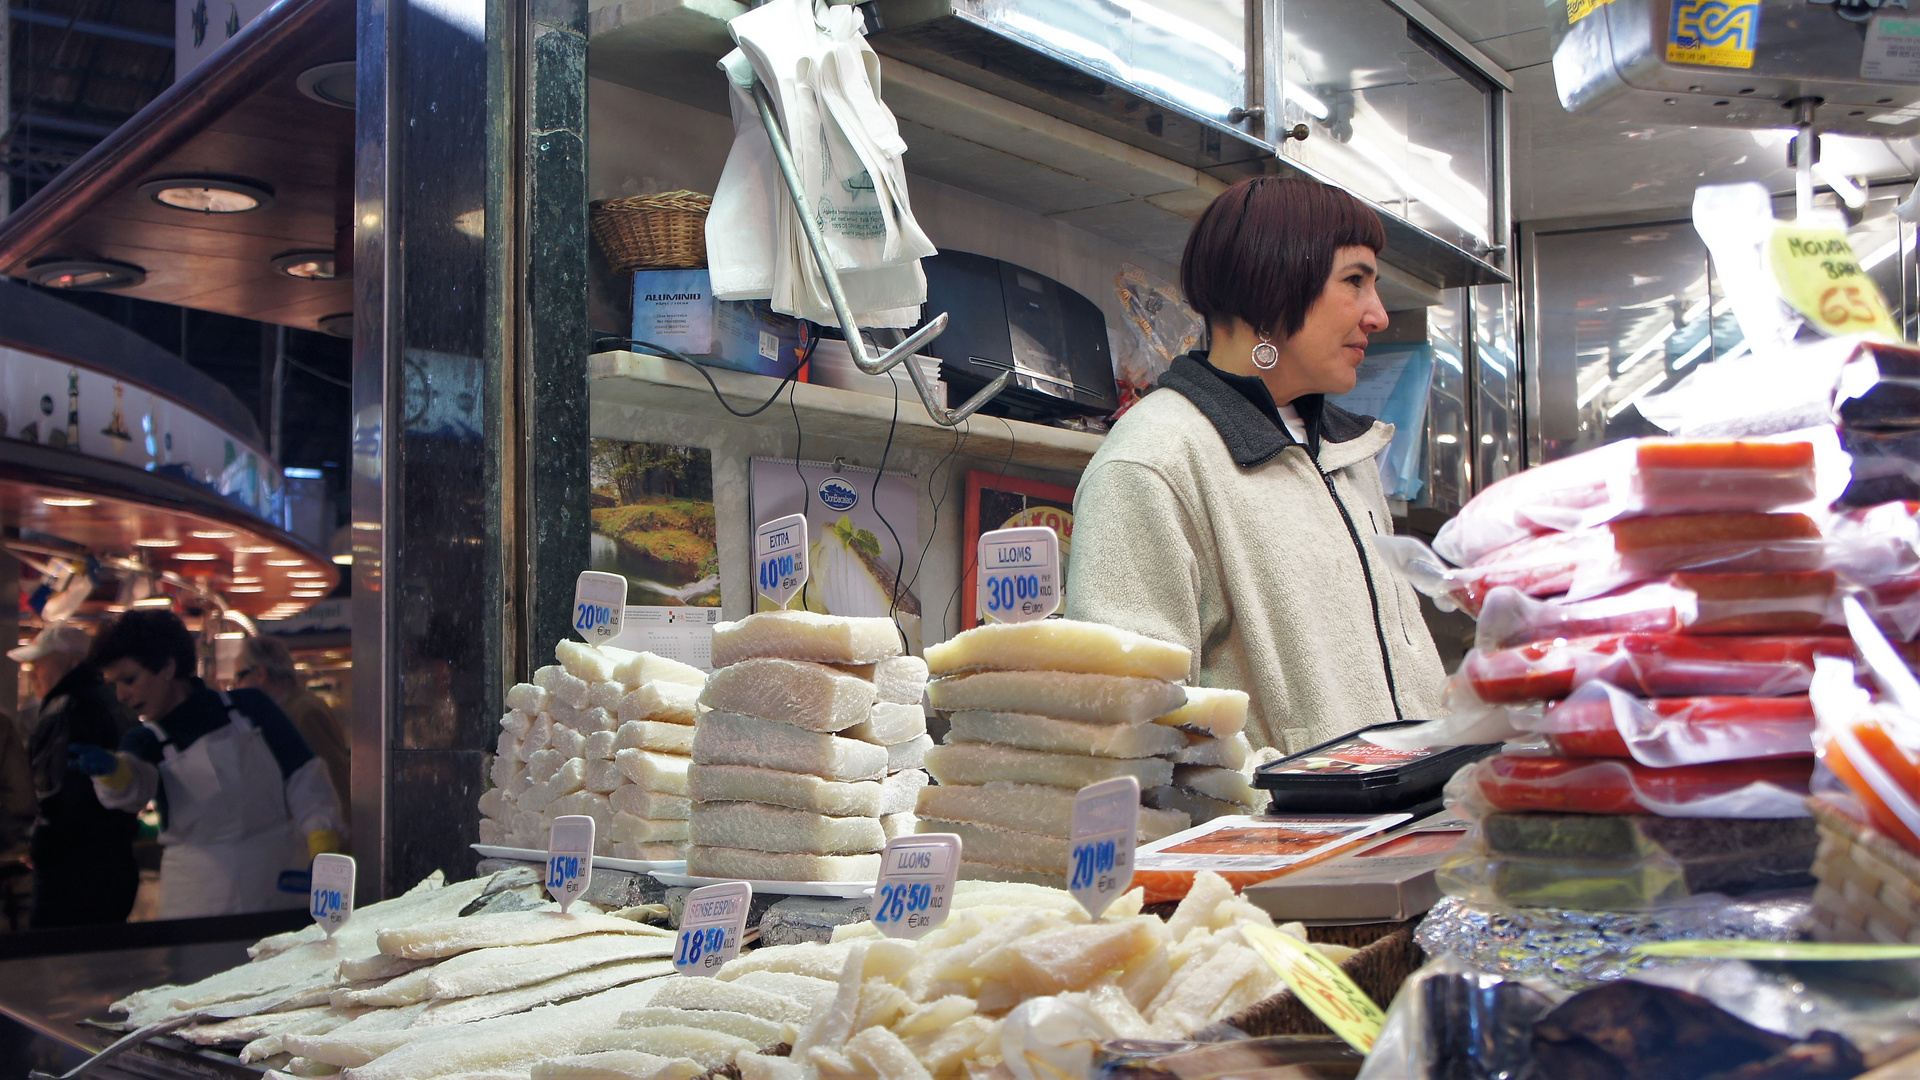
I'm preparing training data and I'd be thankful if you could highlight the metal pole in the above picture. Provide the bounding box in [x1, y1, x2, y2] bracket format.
[271, 324, 286, 458]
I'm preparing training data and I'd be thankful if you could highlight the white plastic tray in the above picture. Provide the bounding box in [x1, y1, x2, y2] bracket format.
[647, 870, 875, 899]
[471, 844, 688, 874]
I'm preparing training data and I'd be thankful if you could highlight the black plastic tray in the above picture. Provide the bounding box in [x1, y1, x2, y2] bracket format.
[1252, 722, 1500, 813]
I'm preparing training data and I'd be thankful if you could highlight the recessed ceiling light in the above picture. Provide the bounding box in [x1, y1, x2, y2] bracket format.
[258, 611, 290, 620]
[295, 60, 355, 109]
[190, 529, 237, 539]
[332, 553, 354, 565]
[235, 545, 277, 554]
[139, 176, 274, 213]
[266, 558, 304, 566]
[214, 631, 247, 640]
[292, 593, 325, 599]
[287, 570, 325, 578]
[26, 258, 147, 290]
[175, 552, 219, 561]
[107, 604, 129, 613]
[134, 538, 180, 548]
[230, 586, 264, 593]
[43, 496, 97, 507]
[318, 312, 353, 338]
[133, 597, 174, 609]
[272, 250, 338, 280]
[233, 577, 261, 584]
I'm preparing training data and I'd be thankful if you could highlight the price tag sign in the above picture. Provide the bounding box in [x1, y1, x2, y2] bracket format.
[978, 526, 1060, 624]
[1069, 776, 1139, 919]
[1242, 924, 1385, 1054]
[545, 815, 595, 913]
[675, 881, 751, 976]
[309, 853, 355, 937]
[573, 571, 627, 645]
[1768, 224, 1901, 341]
[755, 514, 809, 609]
[873, 833, 960, 940]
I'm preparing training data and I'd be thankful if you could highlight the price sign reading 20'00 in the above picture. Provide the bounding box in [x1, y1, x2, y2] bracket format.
[573, 571, 627, 645]
[978, 526, 1060, 624]
[755, 514, 809, 609]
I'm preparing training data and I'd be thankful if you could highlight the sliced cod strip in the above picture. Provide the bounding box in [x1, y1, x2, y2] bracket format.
[843, 702, 927, 746]
[411, 958, 675, 1027]
[506, 683, 549, 714]
[536, 665, 592, 709]
[612, 813, 689, 843]
[584, 731, 618, 760]
[552, 791, 613, 830]
[727, 971, 837, 1014]
[614, 749, 691, 795]
[549, 725, 586, 759]
[646, 976, 816, 1026]
[620, 1006, 793, 1049]
[611, 840, 688, 862]
[615, 720, 695, 755]
[716, 942, 856, 983]
[687, 763, 882, 818]
[588, 680, 627, 713]
[917, 783, 1188, 841]
[576, 1026, 755, 1071]
[427, 934, 677, 999]
[887, 735, 932, 774]
[613, 651, 708, 691]
[1173, 765, 1265, 809]
[1173, 732, 1253, 770]
[376, 910, 662, 960]
[924, 743, 1173, 790]
[701, 658, 878, 732]
[531, 1051, 701, 1080]
[1152, 687, 1249, 737]
[927, 671, 1187, 725]
[920, 817, 1067, 877]
[692, 712, 887, 782]
[686, 845, 879, 883]
[946, 710, 1186, 759]
[690, 802, 885, 855]
[619, 682, 702, 726]
[711, 611, 902, 667]
[882, 812, 916, 841]
[338, 979, 670, 1080]
[878, 769, 926, 815]
[611, 786, 691, 820]
[831, 655, 928, 705]
[925, 619, 1191, 681]
[557, 640, 620, 683]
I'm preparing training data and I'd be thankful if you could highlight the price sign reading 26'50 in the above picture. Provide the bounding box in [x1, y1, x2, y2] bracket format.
[978, 526, 1060, 624]
[755, 514, 809, 609]
[873, 833, 960, 940]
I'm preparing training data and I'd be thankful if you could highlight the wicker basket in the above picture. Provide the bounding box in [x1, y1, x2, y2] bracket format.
[1808, 798, 1920, 945]
[1223, 920, 1426, 1038]
[590, 191, 711, 271]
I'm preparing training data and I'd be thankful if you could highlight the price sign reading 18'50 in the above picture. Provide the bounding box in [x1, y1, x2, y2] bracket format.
[675, 881, 751, 976]
[978, 526, 1060, 624]
[755, 514, 809, 609]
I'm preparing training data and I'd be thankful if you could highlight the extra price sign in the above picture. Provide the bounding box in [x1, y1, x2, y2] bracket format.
[977, 526, 1059, 624]
[573, 571, 627, 645]
[873, 833, 960, 940]
[546, 815, 595, 913]
[755, 514, 808, 609]
[675, 881, 751, 976]
[309, 853, 355, 937]
[1069, 776, 1139, 919]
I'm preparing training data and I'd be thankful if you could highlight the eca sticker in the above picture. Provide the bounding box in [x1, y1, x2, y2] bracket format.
[978, 526, 1061, 624]
[1767, 226, 1901, 341]
[676, 882, 751, 975]
[1566, 0, 1616, 25]
[1242, 925, 1385, 1054]
[755, 514, 809, 609]
[573, 571, 627, 645]
[1667, 0, 1759, 69]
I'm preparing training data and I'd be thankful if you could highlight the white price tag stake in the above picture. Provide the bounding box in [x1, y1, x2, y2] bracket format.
[1069, 776, 1140, 919]
[573, 571, 627, 645]
[546, 815, 595, 913]
[978, 526, 1060, 624]
[873, 834, 961, 940]
[755, 514, 809, 609]
[310, 853, 355, 937]
[676, 882, 752, 976]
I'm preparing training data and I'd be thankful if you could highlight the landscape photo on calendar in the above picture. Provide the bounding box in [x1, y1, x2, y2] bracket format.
[589, 438, 722, 608]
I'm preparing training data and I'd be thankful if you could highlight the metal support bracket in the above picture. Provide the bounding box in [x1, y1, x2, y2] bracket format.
[30, 1015, 200, 1080]
[748, 77, 1009, 427]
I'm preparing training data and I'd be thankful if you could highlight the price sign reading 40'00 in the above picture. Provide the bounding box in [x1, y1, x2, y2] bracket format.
[1069, 776, 1139, 919]
[675, 881, 751, 976]
[755, 514, 809, 609]
[573, 571, 627, 645]
[978, 526, 1060, 624]
[546, 815, 595, 914]
[873, 833, 960, 940]
[310, 853, 355, 937]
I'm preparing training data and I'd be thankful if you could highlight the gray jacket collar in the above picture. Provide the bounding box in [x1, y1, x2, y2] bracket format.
[1157, 352, 1376, 468]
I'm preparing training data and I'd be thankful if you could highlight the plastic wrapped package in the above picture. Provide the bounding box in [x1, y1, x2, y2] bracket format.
[1821, 500, 1920, 587]
[1832, 338, 1920, 430]
[1810, 656, 1920, 855]
[1531, 683, 1815, 766]
[1473, 572, 1838, 653]
[1354, 955, 1562, 1080]
[1836, 427, 1920, 508]
[1457, 632, 1857, 705]
[1462, 752, 1814, 818]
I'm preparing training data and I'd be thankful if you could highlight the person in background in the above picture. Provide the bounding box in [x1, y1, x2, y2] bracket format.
[8, 623, 140, 927]
[236, 636, 350, 824]
[70, 611, 345, 919]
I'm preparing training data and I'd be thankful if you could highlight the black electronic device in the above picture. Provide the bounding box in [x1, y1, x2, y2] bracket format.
[916, 250, 1117, 421]
[1253, 722, 1502, 814]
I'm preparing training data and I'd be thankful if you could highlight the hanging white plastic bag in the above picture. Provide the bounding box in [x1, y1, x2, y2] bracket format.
[708, 50, 780, 303]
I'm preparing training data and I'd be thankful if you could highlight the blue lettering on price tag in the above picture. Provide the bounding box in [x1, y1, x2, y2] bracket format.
[309, 853, 355, 937]
[873, 834, 960, 940]
[977, 526, 1060, 624]
[676, 882, 751, 976]
[546, 815, 595, 913]
[1069, 776, 1140, 919]
[572, 571, 628, 645]
[755, 514, 809, 609]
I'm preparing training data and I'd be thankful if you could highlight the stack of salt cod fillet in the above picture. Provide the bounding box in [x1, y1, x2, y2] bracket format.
[688, 610, 931, 882]
[918, 620, 1264, 888]
[482, 640, 708, 861]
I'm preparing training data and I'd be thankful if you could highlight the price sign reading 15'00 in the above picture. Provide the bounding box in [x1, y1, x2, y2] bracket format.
[978, 526, 1060, 624]
[755, 514, 809, 609]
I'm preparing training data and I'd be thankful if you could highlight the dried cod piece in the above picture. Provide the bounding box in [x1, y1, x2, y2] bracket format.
[614, 749, 691, 794]
[611, 814, 690, 843]
[585, 760, 623, 795]
[501, 709, 534, 739]
[927, 671, 1187, 725]
[576, 1026, 756, 1071]
[1152, 687, 1249, 737]
[283, 1002, 432, 1067]
[833, 656, 929, 706]
[716, 942, 857, 983]
[620, 1006, 794, 1049]
[584, 731, 618, 760]
[887, 736, 933, 775]
[536, 665, 592, 709]
[945, 710, 1186, 759]
[176, 1005, 337, 1046]
[611, 841, 688, 862]
[588, 680, 627, 713]
[690, 802, 886, 855]
[712, 611, 903, 667]
[619, 683, 703, 726]
[688, 764, 884, 818]
[1172, 732, 1253, 770]
[506, 683, 549, 714]
[338, 979, 671, 1080]
[376, 910, 661, 960]
[700, 659, 878, 733]
[916, 783, 1187, 841]
[686, 846, 881, 883]
[692, 712, 888, 782]
[844, 702, 928, 746]
[1143, 784, 1244, 826]
[611, 786, 691, 820]
[958, 862, 1063, 889]
[531, 1051, 702, 1080]
[878, 770, 927, 815]
[427, 934, 676, 999]
[846, 1025, 931, 1080]
[924, 743, 1173, 790]
[882, 812, 916, 841]
[646, 977, 817, 1026]
[613, 651, 708, 691]
[918, 818, 1066, 878]
[730, 971, 840, 1013]
[412, 959, 675, 1027]
[1172, 765, 1265, 809]
[557, 640, 621, 683]
[924, 620, 1191, 681]
[614, 720, 695, 755]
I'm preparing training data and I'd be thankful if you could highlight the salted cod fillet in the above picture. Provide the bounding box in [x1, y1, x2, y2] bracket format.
[685, 846, 880, 882]
[924, 743, 1173, 790]
[337, 980, 672, 1080]
[711, 611, 902, 667]
[689, 802, 886, 855]
[377, 910, 665, 960]
[412, 959, 676, 1027]
[925, 620, 1190, 681]
[691, 713, 887, 781]
[832, 656, 928, 705]
[531, 1051, 702, 1080]
[926, 671, 1187, 725]
[427, 934, 677, 998]
[699, 659, 877, 732]
[945, 711, 1186, 758]
[1152, 687, 1249, 737]
[916, 783, 1188, 841]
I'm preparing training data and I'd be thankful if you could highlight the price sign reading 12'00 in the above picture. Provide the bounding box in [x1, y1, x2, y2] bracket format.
[755, 514, 809, 609]
[978, 526, 1060, 624]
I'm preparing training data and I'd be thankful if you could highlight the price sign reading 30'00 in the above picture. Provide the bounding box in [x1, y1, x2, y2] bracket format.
[978, 526, 1060, 624]
[573, 571, 628, 645]
[755, 514, 809, 609]
[1069, 776, 1139, 919]
[873, 833, 961, 940]
[675, 882, 751, 976]
[546, 815, 595, 914]
[310, 853, 355, 937]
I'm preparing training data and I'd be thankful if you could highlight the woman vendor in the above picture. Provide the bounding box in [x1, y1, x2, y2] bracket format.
[1065, 177, 1446, 754]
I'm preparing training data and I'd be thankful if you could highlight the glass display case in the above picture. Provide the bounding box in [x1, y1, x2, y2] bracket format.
[977, 0, 1249, 123]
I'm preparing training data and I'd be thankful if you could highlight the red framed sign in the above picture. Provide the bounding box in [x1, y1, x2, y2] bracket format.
[960, 470, 1076, 630]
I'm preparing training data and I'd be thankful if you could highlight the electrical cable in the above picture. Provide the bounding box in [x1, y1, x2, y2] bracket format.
[591, 332, 807, 418]
[791, 360, 812, 613]
[899, 418, 967, 604]
[942, 415, 1017, 633]
[867, 365, 911, 653]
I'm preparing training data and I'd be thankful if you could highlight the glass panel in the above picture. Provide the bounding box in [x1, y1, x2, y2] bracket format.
[1423, 293, 1471, 512]
[1278, 0, 1493, 253]
[1472, 284, 1520, 492]
[983, 0, 1249, 120]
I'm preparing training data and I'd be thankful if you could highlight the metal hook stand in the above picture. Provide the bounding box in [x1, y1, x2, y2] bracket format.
[748, 78, 1010, 427]
[29, 1015, 199, 1080]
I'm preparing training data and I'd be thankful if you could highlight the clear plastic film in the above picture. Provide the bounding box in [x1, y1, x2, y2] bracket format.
[1455, 632, 1859, 706]
[1810, 655, 1920, 856]
[1527, 682, 1815, 767]
[1472, 572, 1840, 653]
[1458, 751, 1814, 819]
[1354, 953, 1564, 1080]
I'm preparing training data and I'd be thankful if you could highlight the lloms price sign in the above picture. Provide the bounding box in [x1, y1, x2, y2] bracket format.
[873, 833, 960, 940]
[977, 526, 1059, 624]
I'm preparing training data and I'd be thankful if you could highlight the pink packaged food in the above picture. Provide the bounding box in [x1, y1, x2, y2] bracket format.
[1532, 682, 1816, 767]
[1458, 632, 1858, 705]
[1473, 571, 1838, 652]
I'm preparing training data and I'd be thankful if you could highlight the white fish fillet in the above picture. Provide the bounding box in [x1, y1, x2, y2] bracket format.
[576, 1026, 755, 1070]
[506, 683, 549, 714]
[377, 911, 659, 960]
[927, 671, 1187, 725]
[619, 683, 702, 726]
[532, 1051, 702, 1080]
[1152, 687, 1249, 737]
[700, 658, 878, 733]
[1173, 765, 1264, 809]
[687, 764, 883, 818]
[615, 721, 695, 754]
[611, 786, 691, 820]
[832, 656, 928, 706]
[584, 731, 618, 760]
[877, 770, 926, 816]
[946, 711, 1186, 759]
[847, 1025, 930, 1080]
[284, 1002, 432, 1066]
[690, 802, 885, 855]
[692, 713, 888, 782]
[411, 959, 675, 1027]
[339, 980, 670, 1080]
[612, 840, 688, 861]
[338, 954, 436, 984]
[711, 611, 902, 667]
[882, 812, 916, 841]
[919, 818, 1067, 876]
[843, 702, 926, 746]
[334, 968, 433, 1007]
[557, 640, 620, 683]
[716, 942, 856, 983]
[615, 749, 691, 795]
[427, 935, 676, 999]
[685, 846, 880, 883]
[916, 783, 1187, 841]
[177, 1006, 336, 1046]
[620, 1007, 793, 1049]
[613, 651, 708, 690]
[646, 977, 816, 1026]
[537, 665, 592, 709]
[727, 972, 838, 1014]
[923, 743, 1173, 790]
[612, 813, 689, 843]
[925, 620, 1190, 681]
[1172, 732, 1253, 770]
[886, 735, 932, 774]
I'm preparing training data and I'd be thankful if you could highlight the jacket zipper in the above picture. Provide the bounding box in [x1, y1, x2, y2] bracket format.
[1314, 465, 1405, 721]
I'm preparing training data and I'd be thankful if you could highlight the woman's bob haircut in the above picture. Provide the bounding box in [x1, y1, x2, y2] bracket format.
[1180, 177, 1387, 341]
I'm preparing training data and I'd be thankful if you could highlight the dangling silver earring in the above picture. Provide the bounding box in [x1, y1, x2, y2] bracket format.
[1251, 335, 1279, 370]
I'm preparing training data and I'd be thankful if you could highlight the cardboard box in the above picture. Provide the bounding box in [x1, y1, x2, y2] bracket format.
[1243, 811, 1469, 924]
[631, 270, 803, 378]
